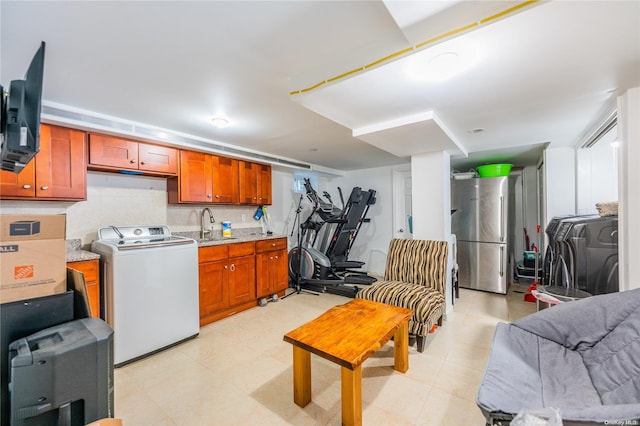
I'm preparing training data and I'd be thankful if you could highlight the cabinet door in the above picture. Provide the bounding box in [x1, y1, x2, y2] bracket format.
[255, 252, 272, 298]
[138, 143, 178, 175]
[256, 246, 288, 298]
[271, 249, 289, 293]
[228, 255, 256, 306]
[238, 161, 258, 204]
[0, 158, 36, 198]
[89, 133, 138, 169]
[179, 150, 213, 203]
[199, 259, 229, 318]
[67, 259, 100, 318]
[212, 155, 239, 204]
[36, 124, 86, 199]
[258, 164, 272, 205]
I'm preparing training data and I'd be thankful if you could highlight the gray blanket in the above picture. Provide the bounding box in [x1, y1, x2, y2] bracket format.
[477, 288, 640, 425]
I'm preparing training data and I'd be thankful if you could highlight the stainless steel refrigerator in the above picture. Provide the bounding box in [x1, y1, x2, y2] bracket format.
[451, 177, 510, 294]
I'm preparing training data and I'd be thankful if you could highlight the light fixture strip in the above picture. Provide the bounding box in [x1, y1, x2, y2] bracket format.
[290, 0, 539, 96]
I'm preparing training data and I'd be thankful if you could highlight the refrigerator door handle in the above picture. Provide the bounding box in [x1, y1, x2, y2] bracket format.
[500, 245, 504, 277]
[500, 196, 505, 242]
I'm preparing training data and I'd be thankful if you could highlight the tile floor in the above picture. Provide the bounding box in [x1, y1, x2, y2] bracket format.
[113, 284, 537, 425]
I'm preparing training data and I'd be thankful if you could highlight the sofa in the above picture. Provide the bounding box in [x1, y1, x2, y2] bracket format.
[477, 288, 640, 425]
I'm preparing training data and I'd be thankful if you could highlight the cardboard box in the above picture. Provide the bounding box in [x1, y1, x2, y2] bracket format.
[1, 214, 67, 304]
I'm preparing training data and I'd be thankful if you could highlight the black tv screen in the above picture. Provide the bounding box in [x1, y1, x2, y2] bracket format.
[1, 41, 46, 173]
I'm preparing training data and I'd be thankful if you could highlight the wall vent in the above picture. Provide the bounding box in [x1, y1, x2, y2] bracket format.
[579, 109, 617, 149]
[41, 103, 312, 170]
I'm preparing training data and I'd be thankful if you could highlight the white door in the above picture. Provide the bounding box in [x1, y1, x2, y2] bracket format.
[393, 169, 413, 239]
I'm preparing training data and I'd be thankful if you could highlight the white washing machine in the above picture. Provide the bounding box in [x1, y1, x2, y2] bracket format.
[92, 225, 199, 367]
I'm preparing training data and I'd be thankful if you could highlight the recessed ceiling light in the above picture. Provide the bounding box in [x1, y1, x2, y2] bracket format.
[211, 117, 230, 128]
[467, 128, 485, 134]
[426, 52, 460, 80]
[406, 40, 481, 82]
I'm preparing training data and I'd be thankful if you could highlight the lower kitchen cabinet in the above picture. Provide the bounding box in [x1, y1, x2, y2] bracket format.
[227, 254, 256, 306]
[66, 259, 100, 318]
[199, 257, 229, 316]
[198, 242, 256, 326]
[256, 238, 288, 298]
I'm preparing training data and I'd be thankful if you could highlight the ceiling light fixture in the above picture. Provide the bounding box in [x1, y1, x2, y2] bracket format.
[211, 117, 230, 128]
[467, 128, 485, 134]
[406, 40, 481, 82]
[426, 52, 460, 81]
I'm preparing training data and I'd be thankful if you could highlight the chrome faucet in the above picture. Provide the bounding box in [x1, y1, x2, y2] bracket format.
[200, 208, 216, 239]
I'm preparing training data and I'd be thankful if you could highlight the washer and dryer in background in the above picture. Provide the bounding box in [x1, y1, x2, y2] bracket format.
[545, 215, 618, 295]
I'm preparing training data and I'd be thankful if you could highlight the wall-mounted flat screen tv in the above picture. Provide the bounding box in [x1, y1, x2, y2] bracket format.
[1, 41, 46, 173]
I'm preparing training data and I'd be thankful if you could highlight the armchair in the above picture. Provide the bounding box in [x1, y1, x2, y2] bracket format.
[356, 238, 448, 352]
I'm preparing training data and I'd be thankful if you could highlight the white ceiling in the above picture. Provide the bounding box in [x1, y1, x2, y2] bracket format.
[1, 1, 639, 172]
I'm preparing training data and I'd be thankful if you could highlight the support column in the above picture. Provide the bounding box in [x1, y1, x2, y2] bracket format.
[410, 151, 453, 313]
[617, 87, 640, 291]
[410, 151, 451, 240]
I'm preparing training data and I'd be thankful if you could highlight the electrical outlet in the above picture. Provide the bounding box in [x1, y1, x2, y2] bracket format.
[241, 214, 246, 223]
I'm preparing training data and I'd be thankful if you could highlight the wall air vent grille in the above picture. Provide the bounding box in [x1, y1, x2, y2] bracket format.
[41, 104, 312, 170]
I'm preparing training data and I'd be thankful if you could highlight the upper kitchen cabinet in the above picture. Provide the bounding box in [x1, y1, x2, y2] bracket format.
[239, 161, 272, 205]
[88, 133, 178, 176]
[168, 150, 213, 203]
[0, 124, 86, 200]
[212, 155, 239, 204]
[168, 151, 240, 204]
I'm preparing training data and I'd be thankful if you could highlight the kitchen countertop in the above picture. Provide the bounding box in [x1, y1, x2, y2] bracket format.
[66, 239, 101, 262]
[174, 230, 287, 247]
[65, 231, 287, 261]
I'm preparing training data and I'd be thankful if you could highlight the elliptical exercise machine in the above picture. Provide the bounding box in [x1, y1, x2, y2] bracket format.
[287, 178, 373, 298]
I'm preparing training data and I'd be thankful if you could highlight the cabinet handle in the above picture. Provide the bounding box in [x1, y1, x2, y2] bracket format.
[207, 195, 212, 199]
[130, 159, 136, 164]
[271, 243, 275, 247]
[215, 195, 220, 199]
[224, 265, 228, 269]
[230, 263, 235, 272]
[274, 256, 278, 259]
[269, 256, 273, 260]
[253, 197, 257, 200]
[140, 161, 145, 165]
[23, 184, 32, 189]
[40, 186, 49, 191]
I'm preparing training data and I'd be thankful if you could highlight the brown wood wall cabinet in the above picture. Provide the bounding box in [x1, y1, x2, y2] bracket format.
[88, 133, 178, 176]
[198, 238, 287, 326]
[212, 155, 240, 203]
[67, 259, 101, 318]
[168, 150, 213, 203]
[1, 124, 271, 205]
[239, 161, 272, 205]
[256, 238, 288, 298]
[169, 151, 271, 205]
[0, 124, 87, 200]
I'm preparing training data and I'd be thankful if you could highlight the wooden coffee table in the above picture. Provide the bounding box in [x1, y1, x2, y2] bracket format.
[283, 298, 413, 426]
